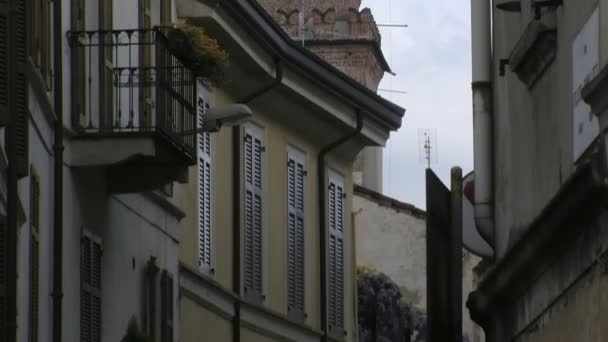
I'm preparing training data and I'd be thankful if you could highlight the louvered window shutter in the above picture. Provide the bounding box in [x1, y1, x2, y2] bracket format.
[30, 172, 40, 342]
[1, 0, 29, 174]
[81, 232, 102, 342]
[328, 174, 345, 331]
[243, 126, 263, 300]
[160, 271, 174, 342]
[0, 0, 8, 126]
[197, 99, 213, 273]
[287, 149, 305, 317]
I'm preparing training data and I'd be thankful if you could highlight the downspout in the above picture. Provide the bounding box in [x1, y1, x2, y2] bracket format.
[232, 58, 282, 342]
[5, 0, 19, 340]
[471, 0, 495, 247]
[318, 111, 363, 342]
[52, 1, 64, 342]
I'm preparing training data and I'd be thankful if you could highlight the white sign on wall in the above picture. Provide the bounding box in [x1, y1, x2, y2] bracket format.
[573, 9, 600, 161]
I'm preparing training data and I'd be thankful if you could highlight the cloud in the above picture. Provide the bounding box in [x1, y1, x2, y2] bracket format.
[362, 0, 473, 208]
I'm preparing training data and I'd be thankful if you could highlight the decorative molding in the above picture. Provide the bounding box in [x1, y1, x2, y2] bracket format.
[508, 13, 558, 88]
[240, 301, 322, 342]
[179, 262, 323, 342]
[179, 263, 236, 320]
[144, 191, 186, 220]
[467, 159, 608, 330]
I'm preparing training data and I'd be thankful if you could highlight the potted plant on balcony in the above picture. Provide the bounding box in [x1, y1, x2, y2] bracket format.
[167, 23, 229, 87]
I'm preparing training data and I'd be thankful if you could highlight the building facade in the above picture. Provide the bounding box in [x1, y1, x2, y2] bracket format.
[258, 0, 389, 193]
[467, 0, 608, 341]
[0, 1, 404, 341]
[174, 1, 404, 342]
[2, 0, 193, 341]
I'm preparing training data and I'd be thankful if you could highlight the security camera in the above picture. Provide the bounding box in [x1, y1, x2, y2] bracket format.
[202, 104, 253, 132]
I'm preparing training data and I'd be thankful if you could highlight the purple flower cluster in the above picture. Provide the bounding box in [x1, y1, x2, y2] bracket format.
[357, 271, 427, 342]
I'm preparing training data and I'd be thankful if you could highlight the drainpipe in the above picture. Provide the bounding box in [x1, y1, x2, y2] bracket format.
[471, 0, 495, 247]
[318, 111, 363, 342]
[5, 0, 19, 340]
[231, 58, 282, 342]
[52, 1, 64, 342]
[239, 59, 283, 104]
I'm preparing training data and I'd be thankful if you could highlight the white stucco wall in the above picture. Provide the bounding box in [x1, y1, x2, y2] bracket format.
[354, 191, 482, 341]
[62, 167, 181, 342]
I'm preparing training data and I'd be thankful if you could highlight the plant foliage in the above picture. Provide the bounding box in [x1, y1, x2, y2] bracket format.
[167, 23, 229, 87]
[357, 267, 428, 342]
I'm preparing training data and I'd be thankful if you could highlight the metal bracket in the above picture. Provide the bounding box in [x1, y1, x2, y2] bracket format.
[496, 1, 521, 12]
[499, 59, 510, 77]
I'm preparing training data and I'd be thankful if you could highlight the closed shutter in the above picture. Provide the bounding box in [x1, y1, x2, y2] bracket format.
[160, 271, 174, 342]
[29, 171, 40, 342]
[81, 232, 102, 342]
[287, 149, 305, 316]
[197, 99, 212, 272]
[243, 126, 263, 299]
[328, 173, 344, 331]
[0, 0, 8, 125]
[15, 0, 28, 178]
[1, 0, 28, 134]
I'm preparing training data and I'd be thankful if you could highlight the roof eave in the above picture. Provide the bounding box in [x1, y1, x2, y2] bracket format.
[222, 0, 405, 131]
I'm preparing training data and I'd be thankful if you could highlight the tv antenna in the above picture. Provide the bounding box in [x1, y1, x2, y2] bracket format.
[418, 128, 438, 169]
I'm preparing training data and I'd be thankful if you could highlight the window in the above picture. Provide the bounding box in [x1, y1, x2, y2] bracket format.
[100, 0, 114, 128]
[197, 93, 213, 274]
[161, 0, 172, 26]
[287, 147, 305, 318]
[71, 0, 87, 126]
[29, 0, 52, 88]
[143, 257, 159, 340]
[243, 124, 264, 301]
[327, 171, 344, 332]
[139, 0, 153, 127]
[29, 170, 40, 342]
[160, 270, 174, 342]
[81, 231, 102, 342]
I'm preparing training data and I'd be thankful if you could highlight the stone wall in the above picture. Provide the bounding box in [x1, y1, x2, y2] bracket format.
[353, 186, 483, 341]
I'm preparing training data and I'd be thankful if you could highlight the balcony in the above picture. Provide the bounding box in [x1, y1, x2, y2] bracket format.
[66, 27, 197, 193]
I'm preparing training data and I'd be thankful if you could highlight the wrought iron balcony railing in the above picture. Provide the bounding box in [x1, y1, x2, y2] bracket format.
[67, 27, 196, 158]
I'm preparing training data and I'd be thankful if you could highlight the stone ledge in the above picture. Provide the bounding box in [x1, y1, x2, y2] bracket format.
[583, 63, 608, 123]
[508, 13, 558, 88]
[467, 158, 608, 331]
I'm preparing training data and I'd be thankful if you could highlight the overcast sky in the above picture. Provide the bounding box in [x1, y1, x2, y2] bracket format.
[361, 0, 474, 209]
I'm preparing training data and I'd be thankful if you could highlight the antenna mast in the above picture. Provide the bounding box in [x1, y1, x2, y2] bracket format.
[419, 128, 438, 169]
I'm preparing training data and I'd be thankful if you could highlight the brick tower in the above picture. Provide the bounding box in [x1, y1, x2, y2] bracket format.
[259, 0, 389, 192]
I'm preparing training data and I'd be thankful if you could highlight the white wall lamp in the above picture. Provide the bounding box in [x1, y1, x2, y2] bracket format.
[181, 104, 253, 135]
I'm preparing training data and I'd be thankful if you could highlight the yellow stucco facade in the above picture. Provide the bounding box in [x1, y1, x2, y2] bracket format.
[176, 86, 360, 341]
[172, 1, 403, 341]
